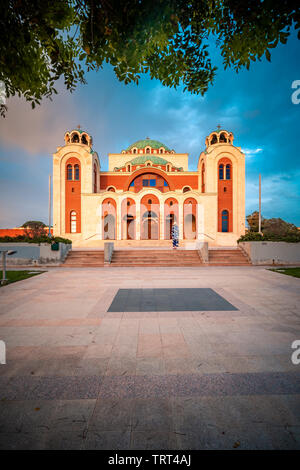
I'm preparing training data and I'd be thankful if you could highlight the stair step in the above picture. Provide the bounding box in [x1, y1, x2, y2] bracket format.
[62, 248, 250, 267]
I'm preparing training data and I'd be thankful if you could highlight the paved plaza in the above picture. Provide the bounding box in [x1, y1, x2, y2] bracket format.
[0, 266, 299, 449]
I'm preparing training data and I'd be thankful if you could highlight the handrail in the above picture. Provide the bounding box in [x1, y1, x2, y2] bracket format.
[84, 233, 100, 241]
[199, 233, 215, 240]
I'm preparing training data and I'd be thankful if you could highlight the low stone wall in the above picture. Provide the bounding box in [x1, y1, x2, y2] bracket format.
[0, 243, 72, 266]
[104, 242, 114, 264]
[195, 241, 209, 263]
[239, 241, 300, 265]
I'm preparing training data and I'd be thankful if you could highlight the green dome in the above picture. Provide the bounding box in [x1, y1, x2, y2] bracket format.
[127, 138, 171, 152]
[70, 129, 88, 134]
[129, 155, 169, 166]
[211, 129, 229, 134]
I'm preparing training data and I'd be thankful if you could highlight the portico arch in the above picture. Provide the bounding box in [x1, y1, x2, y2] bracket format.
[140, 194, 160, 239]
[164, 197, 178, 239]
[183, 197, 197, 239]
[121, 197, 136, 240]
[102, 198, 116, 239]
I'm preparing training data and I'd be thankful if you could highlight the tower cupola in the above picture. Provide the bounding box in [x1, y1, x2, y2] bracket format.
[205, 129, 234, 147]
[64, 126, 93, 148]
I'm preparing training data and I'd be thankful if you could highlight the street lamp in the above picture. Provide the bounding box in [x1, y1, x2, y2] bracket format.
[0, 250, 17, 285]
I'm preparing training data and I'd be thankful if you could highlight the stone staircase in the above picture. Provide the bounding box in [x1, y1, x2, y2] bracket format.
[63, 250, 104, 267]
[110, 249, 203, 267]
[208, 248, 251, 266]
[62, 247, 251, 267]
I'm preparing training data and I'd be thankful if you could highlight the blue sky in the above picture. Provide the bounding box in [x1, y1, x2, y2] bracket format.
[0, 30, 299, 228]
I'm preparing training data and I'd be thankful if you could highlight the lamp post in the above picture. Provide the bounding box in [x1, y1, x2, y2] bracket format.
[48, 174, 52, 238]
[1, 250, 17, 285]
[258, 173, 262, 234]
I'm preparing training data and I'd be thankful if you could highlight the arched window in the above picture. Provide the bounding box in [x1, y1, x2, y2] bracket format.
[107, 187, 115, 192]
[67, 164, 72, 180]
[74, 164, 80, 181]
[133, 148, 137, 154]
[219, 164, 224, 180]
[71, 133, 79, 143]
[211, 134, 218, 145]
[146, 147, 150, 154]
[201, 163, 205, 193]
[183, 186, 190, 193]
[127, 164, 131, 172]
[81, 134, 88, 145]
[70, 211, 77, 233]
[226, 164, 231, 180]
[219, 133, 227, 143]
[221, 210, 229, 232]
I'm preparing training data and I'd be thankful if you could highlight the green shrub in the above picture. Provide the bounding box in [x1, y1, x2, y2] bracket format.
[238, 232, 300, 243]
[52, 236, 72, 244]
[0, 235, 72, 245]
[238, 232, 264, 242]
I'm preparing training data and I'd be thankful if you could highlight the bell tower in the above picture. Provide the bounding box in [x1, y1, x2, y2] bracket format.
[52, 128, 100, 238]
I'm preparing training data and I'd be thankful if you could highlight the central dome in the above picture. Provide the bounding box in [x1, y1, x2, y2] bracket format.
[127, 138, 171, 152]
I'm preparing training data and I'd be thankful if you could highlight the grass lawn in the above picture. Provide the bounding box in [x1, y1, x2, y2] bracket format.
[269, 267, 300, 278]
[0, 270, 45, 286]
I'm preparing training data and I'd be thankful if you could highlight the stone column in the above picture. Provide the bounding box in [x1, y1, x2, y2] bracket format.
[135, 200, 141, 240]
[179, 202, 183, 240]
[97, 203, 103, 240]
[160, 200, 164, 240]
[117, 198, 122, 240]
[197, 202, 204, 240]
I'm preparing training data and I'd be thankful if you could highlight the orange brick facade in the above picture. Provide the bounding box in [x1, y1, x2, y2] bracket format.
[52, 130, 245, 246]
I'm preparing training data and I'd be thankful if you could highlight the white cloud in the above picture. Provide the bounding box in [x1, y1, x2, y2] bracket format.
[0, 85, 79, 156]
[243, 147, 263, 157]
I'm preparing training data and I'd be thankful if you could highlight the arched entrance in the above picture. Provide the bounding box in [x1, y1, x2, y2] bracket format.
[140, 194, 160, 240]
[121, 198, 136, 240]
[164, 198, 178, 239]
[142, 211, 159, 239]
[183, 197, 197, 239]
[126, 215, 135, 239]
[102, 198, 116, 240]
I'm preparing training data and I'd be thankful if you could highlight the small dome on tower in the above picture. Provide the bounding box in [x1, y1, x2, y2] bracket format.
[64, 127, 93, 147]
[205, 129, 234, 147]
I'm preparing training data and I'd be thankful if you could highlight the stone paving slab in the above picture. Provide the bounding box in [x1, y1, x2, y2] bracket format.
[1, 371, 299, 400]
[0, 266, 299, 449]
[108, 288, 238, 312]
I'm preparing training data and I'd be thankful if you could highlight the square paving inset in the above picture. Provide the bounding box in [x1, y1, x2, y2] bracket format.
[108, 288, 238, 312]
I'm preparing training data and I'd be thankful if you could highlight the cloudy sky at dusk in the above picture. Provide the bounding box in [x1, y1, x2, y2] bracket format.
[0, 30, 299, 228]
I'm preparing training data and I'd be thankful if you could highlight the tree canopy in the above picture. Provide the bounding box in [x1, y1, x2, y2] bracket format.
[246, 211, 299, 236]
[22, 221, 46, 228]
[1, 0, 299, 116]
[22, 221, 47, 238]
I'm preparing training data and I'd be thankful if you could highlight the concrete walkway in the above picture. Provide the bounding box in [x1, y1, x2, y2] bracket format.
[0, 266, 299, 449]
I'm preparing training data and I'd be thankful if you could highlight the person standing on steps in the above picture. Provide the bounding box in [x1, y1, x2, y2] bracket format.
[171, 223, 179, 249]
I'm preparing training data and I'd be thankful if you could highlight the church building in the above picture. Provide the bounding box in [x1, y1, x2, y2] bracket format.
[52, 128, 245, 246]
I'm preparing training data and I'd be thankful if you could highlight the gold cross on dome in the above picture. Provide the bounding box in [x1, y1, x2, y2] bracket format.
[77, 124, 81, 130]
